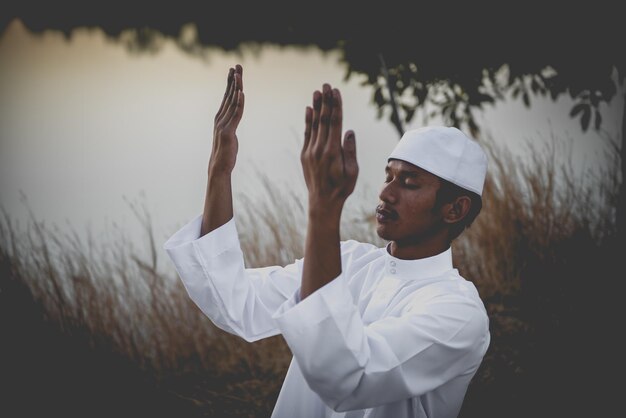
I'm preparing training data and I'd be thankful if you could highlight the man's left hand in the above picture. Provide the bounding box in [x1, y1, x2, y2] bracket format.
[301, 84, 358, 214]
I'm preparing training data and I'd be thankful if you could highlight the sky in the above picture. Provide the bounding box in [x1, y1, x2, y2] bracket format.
[0, 18, 622, 265]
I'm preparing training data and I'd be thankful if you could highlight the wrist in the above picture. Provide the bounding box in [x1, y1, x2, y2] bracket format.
[206, 169, 233, 196]
[308, 199, 344, 222]
[208, 151, 237, 176]
[208, 163, 233, 179]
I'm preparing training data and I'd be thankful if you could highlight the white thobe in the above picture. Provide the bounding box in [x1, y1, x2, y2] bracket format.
[164, 215, 490, 418]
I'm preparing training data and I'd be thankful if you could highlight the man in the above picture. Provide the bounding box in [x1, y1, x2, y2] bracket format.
[164, 64, 490, 418]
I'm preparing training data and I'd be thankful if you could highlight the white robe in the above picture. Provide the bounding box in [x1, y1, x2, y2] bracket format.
[164, 215, 490, 418]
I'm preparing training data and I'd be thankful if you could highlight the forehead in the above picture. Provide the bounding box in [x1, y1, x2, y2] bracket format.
[386, 159, 439, 181]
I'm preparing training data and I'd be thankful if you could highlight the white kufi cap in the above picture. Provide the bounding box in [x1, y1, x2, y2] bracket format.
[388, 126, 488, 195]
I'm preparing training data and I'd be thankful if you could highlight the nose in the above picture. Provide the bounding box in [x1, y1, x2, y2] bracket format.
[379, 180, 397, 204]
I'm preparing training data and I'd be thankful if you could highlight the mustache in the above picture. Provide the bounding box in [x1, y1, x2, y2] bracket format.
[376, 204, 399, 219]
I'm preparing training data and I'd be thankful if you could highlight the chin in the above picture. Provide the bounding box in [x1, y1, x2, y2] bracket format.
[375, 224, 394, 241]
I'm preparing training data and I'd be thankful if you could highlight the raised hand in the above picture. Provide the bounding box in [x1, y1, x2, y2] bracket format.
[201, 65, 244, 236]
[301, 84, 358, 213]
[209, 64, 245, 176]
[300, 84, 358, 299]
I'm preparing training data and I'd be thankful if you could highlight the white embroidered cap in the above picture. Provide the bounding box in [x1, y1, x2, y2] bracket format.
[388, 126, 488, 195]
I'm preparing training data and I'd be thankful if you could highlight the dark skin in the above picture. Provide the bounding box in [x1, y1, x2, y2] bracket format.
[201, 65, 243, 237]
[376, 160, 472, 259]
[201, 65, 472, 300]
[299, 84, 358, 299]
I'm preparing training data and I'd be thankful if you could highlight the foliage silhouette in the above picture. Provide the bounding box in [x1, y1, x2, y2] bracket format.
[4, 3, 624, 241]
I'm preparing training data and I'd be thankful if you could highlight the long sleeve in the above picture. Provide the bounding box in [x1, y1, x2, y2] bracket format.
[272, 272, 490, 413]
[163, 214, 301, 342]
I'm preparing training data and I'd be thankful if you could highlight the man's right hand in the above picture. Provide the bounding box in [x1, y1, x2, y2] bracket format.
[209, 65, 244, 176]
[201, 65, 244, 236]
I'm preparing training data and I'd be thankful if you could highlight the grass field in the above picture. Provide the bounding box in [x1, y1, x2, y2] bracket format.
[0, 137, 620, 417]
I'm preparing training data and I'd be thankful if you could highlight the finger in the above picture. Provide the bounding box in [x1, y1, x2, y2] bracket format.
[315, 84, 333, 149]
[229, 72, 241, 103]
[235, 64, 243, 91]
[342, 130, 359, 186]
[310, 90, 322, 147]
[303, 106, 312, 152]
[223, 72, 242, 122]
[216, 68, 235, 120]
[225, 90, 245, 128]
[325, 88, 343, 154]
[218, 69, 237, 123]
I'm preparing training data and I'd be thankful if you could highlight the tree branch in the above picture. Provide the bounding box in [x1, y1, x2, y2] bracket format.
[378, 53, 404, 138]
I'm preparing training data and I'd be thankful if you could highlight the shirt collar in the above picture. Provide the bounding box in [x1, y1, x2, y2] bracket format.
[383, 244, 454, 280]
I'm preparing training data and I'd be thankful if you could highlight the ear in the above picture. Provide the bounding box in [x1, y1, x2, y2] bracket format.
[442, 196, 471, 225]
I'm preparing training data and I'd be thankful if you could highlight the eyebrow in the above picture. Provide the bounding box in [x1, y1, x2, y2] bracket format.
[385, 165, 421, 177]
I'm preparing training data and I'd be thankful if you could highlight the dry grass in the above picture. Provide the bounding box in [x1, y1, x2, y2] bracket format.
[455, 136, 618, 296]
[0, 134, 620, 417]
[1, 194, 291, 417]
[454, 136, 620, 417]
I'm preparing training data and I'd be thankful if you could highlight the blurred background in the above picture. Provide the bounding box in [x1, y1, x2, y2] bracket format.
[1, 3, 624, 417]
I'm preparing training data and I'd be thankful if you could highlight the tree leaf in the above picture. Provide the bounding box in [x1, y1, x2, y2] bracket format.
[550, 89, 559, 100]
[478, 93, 496, 104]
[468, 117, 479, 135]
[530, 77, 540, 94]
[405, 108, 416, 123]
[581, 108, 591, 131]
[569, 103, 586, 117]
[373, 87, 384, 107]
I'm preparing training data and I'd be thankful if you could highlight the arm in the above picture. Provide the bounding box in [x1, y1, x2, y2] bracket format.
[299, 84, 358, 300]
[201, 64, 244, 237]
[164, 65, 301, 342]
[274, 85, 489, 411]
[164, 215, 302, 341]
[274, 285, 490, 411]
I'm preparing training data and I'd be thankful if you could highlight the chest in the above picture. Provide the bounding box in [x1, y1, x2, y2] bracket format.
[353, 272, 447, 325]
[345, 256, 456, 325]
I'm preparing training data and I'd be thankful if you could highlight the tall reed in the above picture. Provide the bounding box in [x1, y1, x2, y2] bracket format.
[1, 133, 620, 417]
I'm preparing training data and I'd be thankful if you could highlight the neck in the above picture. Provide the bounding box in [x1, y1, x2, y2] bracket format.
[388, 234, 450, 260]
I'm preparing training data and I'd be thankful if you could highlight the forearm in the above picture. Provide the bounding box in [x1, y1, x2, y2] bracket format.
[165, 210, 300, 341]
[200, 169, 234, 237]
[300, 203, 343, 300]
[299, 84, 357, 300]
[200, 64, 243, 237]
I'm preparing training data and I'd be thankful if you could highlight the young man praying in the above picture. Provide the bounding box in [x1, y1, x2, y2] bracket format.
[164, 65, 490, 418]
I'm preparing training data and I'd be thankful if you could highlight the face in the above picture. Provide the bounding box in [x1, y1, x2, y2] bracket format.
[376, 159, 445, 244]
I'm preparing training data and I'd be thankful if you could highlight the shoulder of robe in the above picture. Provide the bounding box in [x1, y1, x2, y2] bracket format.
[340, 239, 381, 259]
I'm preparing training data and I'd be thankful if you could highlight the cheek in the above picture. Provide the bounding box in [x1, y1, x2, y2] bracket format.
[405, 194, 437, 219]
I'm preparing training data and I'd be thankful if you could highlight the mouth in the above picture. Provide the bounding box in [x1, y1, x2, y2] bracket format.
[376, 205, 398, 223]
